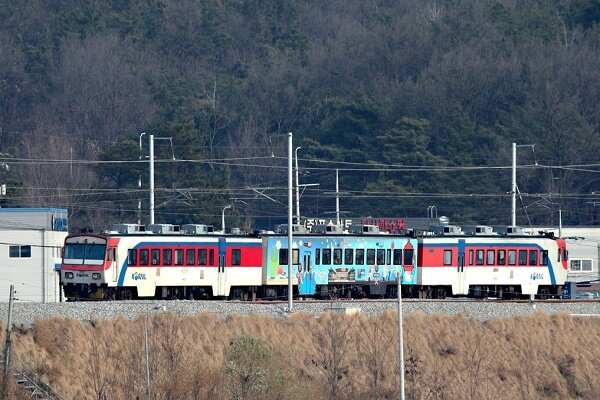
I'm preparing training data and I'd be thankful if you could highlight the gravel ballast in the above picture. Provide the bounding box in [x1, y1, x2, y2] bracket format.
[0, 299, 598, 327]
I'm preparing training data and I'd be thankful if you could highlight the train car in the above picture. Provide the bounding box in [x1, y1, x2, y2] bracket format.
[61, 221, 570, 301]
[60, 224, 262, 300]
[262, 224, 419, 299]
[417, 225, 569, 299]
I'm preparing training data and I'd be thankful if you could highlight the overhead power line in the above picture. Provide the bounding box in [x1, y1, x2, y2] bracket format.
[1, 154, 600, 173]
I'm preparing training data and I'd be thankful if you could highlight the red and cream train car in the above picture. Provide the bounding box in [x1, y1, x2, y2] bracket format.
[61, 224, 262, 300]
[417, 225, 569, 298]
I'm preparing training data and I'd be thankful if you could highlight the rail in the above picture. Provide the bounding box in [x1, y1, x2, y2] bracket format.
[1, 353, 64, 400]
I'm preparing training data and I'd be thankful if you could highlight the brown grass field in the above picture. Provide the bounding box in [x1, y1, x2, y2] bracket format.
[1, 311, 599, 400]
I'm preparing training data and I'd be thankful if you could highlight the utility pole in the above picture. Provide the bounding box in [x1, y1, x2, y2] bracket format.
[558, 209, 562, 237]
[2, 285, 15, 399]
[149, 134, 155, 225]
[138, 132, 146, 225]
[144, 312, 151, 400]
[397, 274, 405, 400]
[511, 142, 517, 227]
[511, 142, 535, 226]
[288, 132, 293, 312]
[335, 169, 340, 225]
[148, 135, 175, 226]
[295, 146, 301, 224]
[222, 205, 232, 233]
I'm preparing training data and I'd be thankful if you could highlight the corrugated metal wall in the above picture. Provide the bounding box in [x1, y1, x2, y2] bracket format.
[0, 209, 68, 302]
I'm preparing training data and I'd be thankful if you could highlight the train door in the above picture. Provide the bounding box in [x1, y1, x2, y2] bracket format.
[303, 252, 311, 273]
[456, 239, 467, 295]
[299, 251, 315, 296]
[216, 238, 227, 296]
[109, 247, 118, 283]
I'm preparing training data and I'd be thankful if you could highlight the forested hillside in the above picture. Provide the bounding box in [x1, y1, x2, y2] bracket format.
[0, 0, 598, 230]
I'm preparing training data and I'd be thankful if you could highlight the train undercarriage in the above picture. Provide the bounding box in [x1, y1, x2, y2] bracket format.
[61, 282, 564, 301]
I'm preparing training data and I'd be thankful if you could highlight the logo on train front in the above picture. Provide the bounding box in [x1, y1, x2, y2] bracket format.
[132, 272, 147, 281]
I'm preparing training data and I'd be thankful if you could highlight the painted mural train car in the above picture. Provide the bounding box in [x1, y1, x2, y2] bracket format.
[60, 222, 568, 300]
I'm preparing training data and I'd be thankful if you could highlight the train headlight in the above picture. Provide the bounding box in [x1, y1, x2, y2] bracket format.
[92, 273, 101, 280]
[65, 272, 74, 279]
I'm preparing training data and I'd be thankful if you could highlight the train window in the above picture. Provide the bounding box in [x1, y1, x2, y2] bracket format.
[386, 249, 391, 265]
[209, 249, 215, 265]
[232, 249, 241, 266]
[486, 250, 495, 265]
[563, 249, 568, 261]
[128, 249, 137, 266]
[175, 249, 184, 265]
[344, 249, 354, 264]
[280, 249, 300, 265]
[152, 249, 160, 265]
[367, 249, 376, 265]
[541, 250, 548, 265]
[518, 250, 527, 266]
[356, 249, 365, 265]
[529, 250, 538, 266]
[333, 249, 342, 265]
[315, 249, 321, 265]
[404, 249, 414, 265]
[508, 250, 516, 265]
[497, 250, 506, 265]
[186, 249, 195, 265]
[443, 250, 452, 265]
[279, 249, 288, 265]
[469, 250, 474, 265]
[377, 249, 385, 265]
[322, 249, 332, 264]
[107, 248, 115, 261]
[198, 249, 207, 265]
[163, 249, 172, 265]
[476, 250, 484, 265]
[393, 249, 403, 265]
[139, 249, 149, 266]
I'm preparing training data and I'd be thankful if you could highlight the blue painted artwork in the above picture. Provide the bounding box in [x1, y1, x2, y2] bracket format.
[265, 235, 418, 295]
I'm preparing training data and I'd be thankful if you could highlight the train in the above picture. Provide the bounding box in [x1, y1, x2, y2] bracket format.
[59, 222, 569, 301]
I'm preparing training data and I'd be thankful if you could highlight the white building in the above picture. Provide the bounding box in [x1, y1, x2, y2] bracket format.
[0, 208, 68, 302]
[560, 228, 600, 284]
[529, 226, 600, 284]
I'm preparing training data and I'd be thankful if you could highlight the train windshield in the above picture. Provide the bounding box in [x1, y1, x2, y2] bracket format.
[63, 236, 107, 265]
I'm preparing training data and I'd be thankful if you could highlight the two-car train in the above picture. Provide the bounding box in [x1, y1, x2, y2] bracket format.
[60, 223, 569, 301]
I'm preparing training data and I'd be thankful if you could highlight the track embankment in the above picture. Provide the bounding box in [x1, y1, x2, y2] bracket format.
[0, 299, 598, 327]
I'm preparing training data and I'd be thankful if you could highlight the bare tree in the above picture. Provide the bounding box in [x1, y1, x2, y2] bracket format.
[48, 33, 156, 149]
[89, 321, 117, 400]
[319, 311, 358, 400]
[361, 315, 395, 399]
[200, 79, 233, 169]
[461, 328, 499, 400]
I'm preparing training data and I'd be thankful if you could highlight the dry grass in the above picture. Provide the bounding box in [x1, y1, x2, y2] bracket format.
[0, 310, 599, 400]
